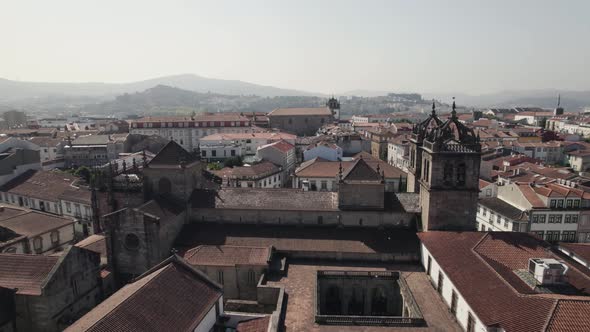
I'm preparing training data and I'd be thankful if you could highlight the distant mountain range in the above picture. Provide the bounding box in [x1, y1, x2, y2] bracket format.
[0, 74, 320, 101]
[1, 74, 588, 110]
[424, 90, 590, 110]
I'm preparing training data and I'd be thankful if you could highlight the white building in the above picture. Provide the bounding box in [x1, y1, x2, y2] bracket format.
[0, 170, 95, 237]
[387, 135, 410, 172]
[419, 231, 590, 332]
[303, 141, 343, 161]
[200, 131, 296, 161]
[476, 182, 587, 242]
[0, 205, 75, 254]
[129, 113, 253, 152]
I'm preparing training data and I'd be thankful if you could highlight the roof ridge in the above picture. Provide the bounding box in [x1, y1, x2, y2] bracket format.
[542, 300, 561, 332]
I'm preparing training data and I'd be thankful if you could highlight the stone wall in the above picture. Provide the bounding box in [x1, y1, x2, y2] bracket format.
[15, 247, 102, 332]
[191, 208, 414, 229]
[269, 114, 333, 136]
[195, 265, 264, 301]
[338, 183, 385, 210]
[105, 207, 187, 283]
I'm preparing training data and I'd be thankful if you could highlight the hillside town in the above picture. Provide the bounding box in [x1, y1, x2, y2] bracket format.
[0, 94, 590, 332]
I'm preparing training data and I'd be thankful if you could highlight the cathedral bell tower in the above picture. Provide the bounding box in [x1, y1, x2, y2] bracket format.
[407, 101, 443, 193]
[327, 96, 341, 121]
[418, 99, 481, 231]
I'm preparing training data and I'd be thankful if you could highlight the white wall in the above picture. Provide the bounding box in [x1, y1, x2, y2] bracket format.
[421, 243, 488, 332]
[303, 145, 343, 161]
[193, 297, 223, 332]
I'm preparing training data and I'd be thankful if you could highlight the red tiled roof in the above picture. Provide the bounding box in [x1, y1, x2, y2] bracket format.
[148, 140, 199, 166]
[0, 254, 59, 295]
[0, 170, 90, 203]
[546, 300, 590, 331]
[66, 257, 222, 332]
[184, 245, 271, 267]
[479, 179, 492, 189]
[0, 207, 74, 238]
[518, 184, 548, 208]
[236, 316, 271, 332]
[559, 243, 590, 264]
[75, 235, 106, 258]
[419, 232, 590, 332]
[262, 140, 295, 153]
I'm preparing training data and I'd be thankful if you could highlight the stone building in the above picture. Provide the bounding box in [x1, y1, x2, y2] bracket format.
[0, 206, 75, 254]
[65, 255, 224, 332]
[0, 246, 102, 332]
[183, 245, 272, 300]
[268, 106, 336, 136]
[407, 101, 481, 231]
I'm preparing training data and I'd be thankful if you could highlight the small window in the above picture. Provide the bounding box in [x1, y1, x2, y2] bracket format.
[217, 270, 224, 285]
[65, 202, 72, 213]
[317, 216, 323, 224]
[33, 237, 43, 252]
[50, 231, 59, 244]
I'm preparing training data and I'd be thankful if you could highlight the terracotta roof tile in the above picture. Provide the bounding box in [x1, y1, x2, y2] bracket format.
[148, 141, 198, 166]
[66, 257, 222, 332]
[75, 235, 106, 258]
[517, 184, 546, 208]
[559, 243, 590, 264]
[184, 245, 271, 267]
[236, 316, 270, 332]
[0, 170, 90, 203]
[0, 254, 59, 295]
[0, 207, 74, 238]
[419, 232, 590, 332]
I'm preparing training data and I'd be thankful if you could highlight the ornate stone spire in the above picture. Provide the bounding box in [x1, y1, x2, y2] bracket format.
[451, 97, 457, 119]
[431, 100, 436, 116]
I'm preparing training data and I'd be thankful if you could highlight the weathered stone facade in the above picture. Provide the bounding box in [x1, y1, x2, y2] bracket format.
[13, 246, 102, 332]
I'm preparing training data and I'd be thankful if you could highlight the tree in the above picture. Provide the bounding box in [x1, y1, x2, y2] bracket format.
[74, 166, 92, 183]
[224, 156, 244, 168]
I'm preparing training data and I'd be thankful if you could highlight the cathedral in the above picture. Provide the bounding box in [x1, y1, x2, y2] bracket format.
[103, 101, 481, 284]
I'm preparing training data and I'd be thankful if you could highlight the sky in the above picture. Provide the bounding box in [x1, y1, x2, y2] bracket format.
[1, 0, 589, 95]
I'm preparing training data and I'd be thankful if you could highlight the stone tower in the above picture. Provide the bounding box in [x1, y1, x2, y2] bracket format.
[327, 96, 341, 121]
[407, 102, 443, 193]
[142, 140, 203, 202]
[418, 100, 481, 231]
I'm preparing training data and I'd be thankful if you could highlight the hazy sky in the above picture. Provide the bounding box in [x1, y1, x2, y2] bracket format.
[1, 0, 589, 95]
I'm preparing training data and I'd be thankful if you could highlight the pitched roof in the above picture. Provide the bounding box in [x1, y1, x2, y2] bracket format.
[75, 235, 106, 258]
[0, 253, 59, 295]
[28, 137, 64, 147]
[479, 179, 492, 189]
[71, 135, 112, 146]
[147, 140, 199, 166]
[176, 223, 420, 256]
[0, 170, 90, 203]
[259, 140, 295, 153]
[517, 184, 546, 208]
[65, 256, 222, 332]
[184, 245, 271, 267]
[212, 162, 281, 180]
[268, 107, 332, 117]
[0, 207, 74, 238]
[418, 232, 590, 332]
[559, 243, 590, 264]
[236, 316, 271, 332]
[192, 188, 339, 212]
[479, 197, 528, 221]
[342, 158, 382, 182]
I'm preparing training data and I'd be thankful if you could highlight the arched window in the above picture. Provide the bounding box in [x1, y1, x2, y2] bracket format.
[158, 177, 172, 194]
[456, 163, 466, 186]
